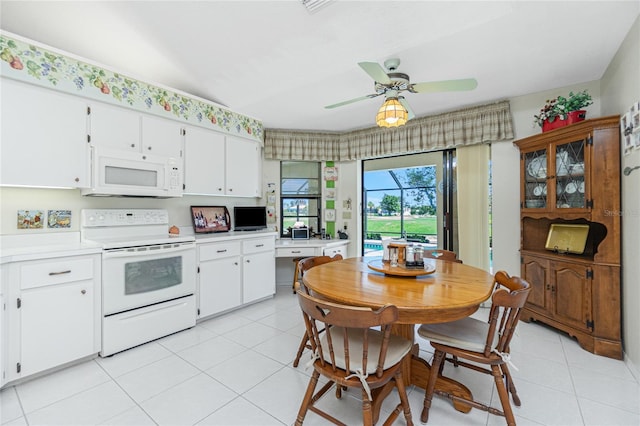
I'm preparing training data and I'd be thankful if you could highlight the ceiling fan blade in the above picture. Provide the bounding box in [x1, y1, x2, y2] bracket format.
[358, 62, 391, 84]
[398, 97, 415, 120]
[410, 78, 478, 93]
[324, 93, 381, 109]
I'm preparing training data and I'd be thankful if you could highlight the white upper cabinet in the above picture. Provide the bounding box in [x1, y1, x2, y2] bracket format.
[0, 78, 90, 188]
[225, 136, 261, 197]
[184, 130, 261, 197]
[88, 102, 140, 153]
[89, 102, 183, 160]
[183, 126, 226, 195]
[141, 115, 183, 160]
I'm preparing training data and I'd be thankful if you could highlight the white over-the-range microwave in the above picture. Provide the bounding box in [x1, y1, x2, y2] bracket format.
[81, 147, 183, 197]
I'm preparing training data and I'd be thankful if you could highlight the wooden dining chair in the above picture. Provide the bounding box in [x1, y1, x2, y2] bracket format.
[294, 287, 414, 426]
[422, 249, 462, 263]
[417, 270, 530, 426]
[291, 256, 307, 293]
[293, 254, 343, 367]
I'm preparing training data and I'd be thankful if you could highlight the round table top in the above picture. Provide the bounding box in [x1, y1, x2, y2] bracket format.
[302, 257, 495, 325]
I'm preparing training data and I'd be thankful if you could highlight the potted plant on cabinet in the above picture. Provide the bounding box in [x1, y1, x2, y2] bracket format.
[533, 90, 593, 132]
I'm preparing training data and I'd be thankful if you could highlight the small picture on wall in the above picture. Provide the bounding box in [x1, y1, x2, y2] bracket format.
[624, 134, 633, 156]
[632, 102, 640, 131]
[48, 210, 72, 228]
[325, 188, 336, 200]
[17, 210, 44, 229]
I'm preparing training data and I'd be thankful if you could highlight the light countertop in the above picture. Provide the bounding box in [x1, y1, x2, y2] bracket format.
[276, 238, 349, 248]
[1, 232, 102, 264]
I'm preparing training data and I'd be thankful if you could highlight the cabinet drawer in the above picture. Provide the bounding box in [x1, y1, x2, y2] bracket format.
[276, 247, 316, 257]
[242, 237, 275, 254]
[199, 241, 241, 261]
[19, 257, 94, 290]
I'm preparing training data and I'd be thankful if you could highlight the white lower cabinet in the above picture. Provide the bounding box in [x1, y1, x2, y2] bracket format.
[242, 236, 276, 304]
[323, 244, 347, 258]
[197, 241, 242, 318]
[197, 234, 275, 319]
[20, 280, 94, 376]
[5, 254, 101, 384]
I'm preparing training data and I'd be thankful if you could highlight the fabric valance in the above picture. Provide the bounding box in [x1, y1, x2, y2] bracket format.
[264, 100, 514, 161]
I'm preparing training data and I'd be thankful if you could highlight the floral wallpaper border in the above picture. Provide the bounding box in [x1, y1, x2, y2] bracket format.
[0, 32, 263, 143]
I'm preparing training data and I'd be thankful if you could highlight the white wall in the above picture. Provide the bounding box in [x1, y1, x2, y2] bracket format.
[600, 15, 640, 378]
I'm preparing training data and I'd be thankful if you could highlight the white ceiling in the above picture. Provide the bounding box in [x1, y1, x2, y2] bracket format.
[1, 1, 638, 132]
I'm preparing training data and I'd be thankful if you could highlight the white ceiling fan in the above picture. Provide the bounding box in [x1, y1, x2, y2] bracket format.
[325, 58, 478, 121]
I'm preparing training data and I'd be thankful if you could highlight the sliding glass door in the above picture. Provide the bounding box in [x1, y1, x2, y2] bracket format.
[361, 150, 458, 257]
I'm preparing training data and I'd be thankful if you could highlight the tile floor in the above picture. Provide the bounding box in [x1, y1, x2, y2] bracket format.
[1, 286, 638, 426]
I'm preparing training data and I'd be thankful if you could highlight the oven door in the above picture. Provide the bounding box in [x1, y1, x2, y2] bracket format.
[102, 241, 196, 316]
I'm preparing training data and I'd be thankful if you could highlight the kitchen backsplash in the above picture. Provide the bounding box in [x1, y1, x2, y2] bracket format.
[0, 187, 262, 236]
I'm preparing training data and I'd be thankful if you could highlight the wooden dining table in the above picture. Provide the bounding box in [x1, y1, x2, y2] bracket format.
[302, 256, 495, 423]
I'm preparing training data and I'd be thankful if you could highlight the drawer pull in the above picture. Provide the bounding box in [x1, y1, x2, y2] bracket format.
[49, 270, 71, 276]
[292, 250, 302, 253]
[216, 249, 228, 253]
[255, 244, 264, 248]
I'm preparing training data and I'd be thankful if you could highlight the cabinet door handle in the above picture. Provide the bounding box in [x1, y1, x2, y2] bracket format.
[49, 270, 71, 276]
[246, 259, 250, 263]
[81, 289, 87, 295]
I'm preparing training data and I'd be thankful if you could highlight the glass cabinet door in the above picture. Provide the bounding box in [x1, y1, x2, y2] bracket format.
[553, 139, 587, 209]
[523, 148, 548, 209]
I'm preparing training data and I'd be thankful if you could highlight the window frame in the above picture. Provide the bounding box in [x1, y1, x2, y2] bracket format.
[280, 161, 322, 238]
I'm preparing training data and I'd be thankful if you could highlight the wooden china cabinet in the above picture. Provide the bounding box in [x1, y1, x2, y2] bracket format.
[514, 116, 622, 359]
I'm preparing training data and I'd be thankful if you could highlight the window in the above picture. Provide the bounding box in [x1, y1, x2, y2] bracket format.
[280, 161, 321, 237]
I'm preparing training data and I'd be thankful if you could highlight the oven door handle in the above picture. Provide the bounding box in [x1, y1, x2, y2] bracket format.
[102, 243, 195, 259]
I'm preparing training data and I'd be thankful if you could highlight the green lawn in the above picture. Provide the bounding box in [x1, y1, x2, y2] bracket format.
[365, 215, 437, 236]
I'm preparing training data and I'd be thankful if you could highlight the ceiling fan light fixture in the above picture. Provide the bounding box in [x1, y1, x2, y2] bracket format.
[376, 98, 408, 128]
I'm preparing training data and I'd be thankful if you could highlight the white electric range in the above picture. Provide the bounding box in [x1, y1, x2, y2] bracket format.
[81, 209, 196, 356]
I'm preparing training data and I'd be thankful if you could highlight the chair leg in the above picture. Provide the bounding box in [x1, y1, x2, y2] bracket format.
[422, 350, 445, 423]
[500, 363, 521, 406]
[362, 388, 373, 426]
[451, 355, 460, 367]
[293, 332, 310, 367]
[491, 365, 516, 426]
[392, 369, 414, 426]
[296, 370, 320, 426]
[292, 261, 300, 293]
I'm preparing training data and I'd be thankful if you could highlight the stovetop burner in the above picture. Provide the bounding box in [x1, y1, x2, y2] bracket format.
[81, 208, 194, 248]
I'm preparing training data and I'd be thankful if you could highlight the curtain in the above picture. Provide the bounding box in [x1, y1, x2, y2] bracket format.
[456, 144, 491, 271]
[264, 100, 513, 161]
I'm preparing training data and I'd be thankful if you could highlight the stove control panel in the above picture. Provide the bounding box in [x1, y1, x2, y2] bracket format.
[81, 209, 169, 227]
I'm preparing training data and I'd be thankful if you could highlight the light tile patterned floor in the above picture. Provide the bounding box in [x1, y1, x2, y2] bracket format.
[1, 287, 638, 425]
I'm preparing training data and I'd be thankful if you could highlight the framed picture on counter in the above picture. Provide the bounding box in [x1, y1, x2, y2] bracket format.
[190, 206, 230, 234]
